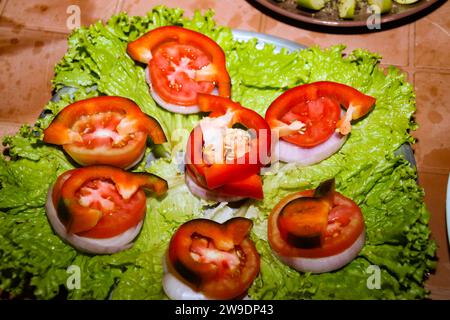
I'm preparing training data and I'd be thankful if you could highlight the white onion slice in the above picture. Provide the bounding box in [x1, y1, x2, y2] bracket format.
[185, 172, 245, 203]
[161, 253, 209, 300]
[274, 132, 347, 165]
[163, 270, 210, 300]
[45, 185, 143, 254]
[145, 67, 218, 114]
[276, 230, 365, 274]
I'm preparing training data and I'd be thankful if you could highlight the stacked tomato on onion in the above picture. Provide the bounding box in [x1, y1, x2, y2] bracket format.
[43, 96, 168, 254]
[163, 218, 260, 300]
[266, 81, 376, 165]
[185, 94, 271, 202]
[127, 26, 230, 114]
[268, 179, 365, 273]
[43, 96, 167, 169]
[46, 166, 167, 254]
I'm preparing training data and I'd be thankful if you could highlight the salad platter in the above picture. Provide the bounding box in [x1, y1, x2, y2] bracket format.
[0, 6, 436, 300]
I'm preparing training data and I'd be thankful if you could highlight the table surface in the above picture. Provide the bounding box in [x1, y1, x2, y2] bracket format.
[0, 0, 449, 299]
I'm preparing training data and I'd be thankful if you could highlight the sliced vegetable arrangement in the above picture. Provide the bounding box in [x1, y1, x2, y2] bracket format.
[0, 6, 436, 300]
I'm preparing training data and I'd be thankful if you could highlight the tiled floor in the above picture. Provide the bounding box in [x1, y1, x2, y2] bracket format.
[420, 172, 450, 299]
[0, 0, 449, 299]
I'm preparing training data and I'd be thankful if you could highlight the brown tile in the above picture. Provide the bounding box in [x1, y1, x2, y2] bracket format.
[1, 0, 120, 33]
[260, 15, 410, 66]
[415, 1, 450, 69]
[120, 0, 262, 31]
[418, 172, 450, 300]
[413, 72, 450, 173]
[0, 0, 8, 15]
[0, 121, 22, 138]
[0, 28, 68, 124]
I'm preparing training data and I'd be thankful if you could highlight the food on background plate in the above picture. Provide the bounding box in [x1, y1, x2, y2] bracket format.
[46, 166, 167, 254]
[0, 7, 436, 300]
[163, 218, 260, 300]
[127, 26, 231, 114]
[281, 0, 418, 20]
[266, 81, 375, 165]
[268, 179, 365, 273]
[43, 96, 167, 169]
[185, 94, 271, 202]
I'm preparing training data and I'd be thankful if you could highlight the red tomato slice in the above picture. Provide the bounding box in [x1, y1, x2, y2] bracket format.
[268, 188, 364, 258]
[53, 166, 168, 238]
[168, 218, 260, 299]
[149, 43, 215, 106]
[43, 96, 166, 169]
[265, 81, 376, 147]
[127, 26, 231, 105]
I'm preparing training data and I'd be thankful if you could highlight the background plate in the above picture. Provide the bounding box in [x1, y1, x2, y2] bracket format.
[252, 0, 441, 29]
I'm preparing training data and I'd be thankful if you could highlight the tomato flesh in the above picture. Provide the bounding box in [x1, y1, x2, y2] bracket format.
[74, 179, 147, 239]
[71, 112, 128, 149]
[190, 236, 241, 271]
[150, 43, 215, 106]
[269, 191, 364, 258]
[280, 97, 341, 147]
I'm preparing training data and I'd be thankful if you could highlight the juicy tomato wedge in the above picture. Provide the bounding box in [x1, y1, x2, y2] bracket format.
[268, 180, 365, 258]
[265, 81, 376, 147]
[127, 26, 230, 106]
[43, 96, 166, 169]
[168, 218, 260, 300]
[185, 94, 271, 197]
[52, 166, 168, 238]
